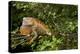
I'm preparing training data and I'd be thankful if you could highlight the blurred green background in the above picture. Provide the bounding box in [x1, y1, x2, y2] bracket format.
[9, 1, 78, 52]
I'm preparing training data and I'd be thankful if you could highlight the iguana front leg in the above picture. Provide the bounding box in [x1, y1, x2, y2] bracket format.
[29, 26, 38, 44]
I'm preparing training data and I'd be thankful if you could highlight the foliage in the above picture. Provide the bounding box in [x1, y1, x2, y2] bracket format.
[9, 1, 78, 52]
